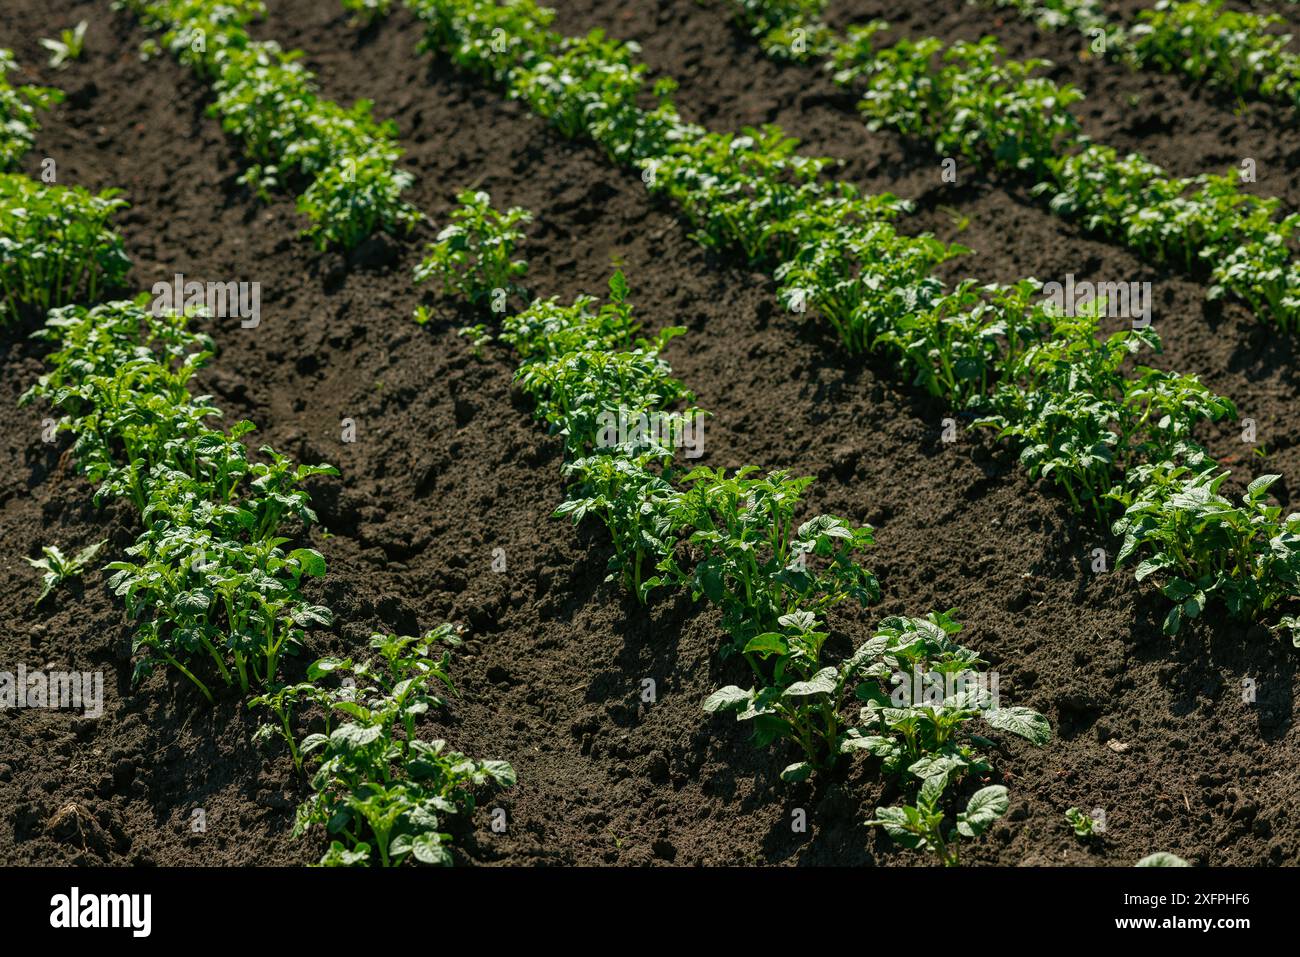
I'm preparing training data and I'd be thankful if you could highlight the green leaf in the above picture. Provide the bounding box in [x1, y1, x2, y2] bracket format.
[908, 754, 965, 781]
[779, 761, 813, 783]
[411, 832, 452, 866]
[482, 760, 517, 787]
[957, 785, 1008, 838]
[743, 632, 788, 658]
[869, 806, 921, 846]
[1134, 556, 1170, 581]
[289, 548, 327, 577]
[839, 733, 896, 757]
[919, 774, 947, 811]
[293, 604, 334, 628]
[1136, 852, 1189, 867]
[176, 590, 211, 613]
[73, 538, 108, 566]
[777, 610, 816, 632]
[331, 722, 383, 750]
[782, 667, 837, 699]
[608, 270, 629, 303]
[307, 657, 348, 679]
[1246, 474, 1280, 499]
[750, 712, 790, 745]
[702, 686, 752, 713]
[983, 706, 1052, 745]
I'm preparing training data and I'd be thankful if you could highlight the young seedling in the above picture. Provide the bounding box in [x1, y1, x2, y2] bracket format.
[26, 540, 106, 605]
[1065, 806, 1100, 841]
[250, 681, 331, 773]
[703, 609, 872, 781]
[457, 323, 493, 358]
[658, 468, 878, 648]
[849, 613, 1052, 772]
[868, 775, 1009, 866]
[342, 0, 392, 26]
[40, 21, 88, 70]
[1112, 468, 1300, 638]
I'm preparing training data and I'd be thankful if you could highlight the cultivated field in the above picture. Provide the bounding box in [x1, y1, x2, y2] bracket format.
[2, 0, 1299, 870]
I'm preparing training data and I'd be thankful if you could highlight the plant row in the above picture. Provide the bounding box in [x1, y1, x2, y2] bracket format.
[730, 1, 1300, 328]
[414, 187, 1052, 863]
[389, 0, 1300, 643]
[989, 1, 1300, 113]
[0, 49, 56, 170]
[120, 0, 420, 249]
[5, 44, 508, 864]
[23, 297, 339, 699]
[21, 295, 513, 865]
[0, 52, 130, 325]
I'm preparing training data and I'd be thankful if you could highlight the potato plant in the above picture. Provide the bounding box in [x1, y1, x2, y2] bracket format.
[23, 298, 337, 699]
[1111, 469, 1300, 641]
[736, 1, 1300, 329]
[1131, 1, 1300, 108]
[414, 188, 531, 306]
[0, 174, 131, 324]
[123, 0, 419, 248]
[1065, 807, 1099, 840]
[400, 0, 1300, 641]
[294, 628, 516, 866]
[40, 20, 88, 70]
[250, 680, 330, 772]
[657, 472, 878, 654]
[413, 184, 1051, 862]
[869, 776, 1010, 867]
[0, 49, 60, 171]
[8, 31, 503, 870]
[25, 540, 107, 605]
[702, 610, 874, 781]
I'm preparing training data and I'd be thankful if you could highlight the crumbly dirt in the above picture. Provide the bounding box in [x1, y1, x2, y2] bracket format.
[0, 0, 1296, 867]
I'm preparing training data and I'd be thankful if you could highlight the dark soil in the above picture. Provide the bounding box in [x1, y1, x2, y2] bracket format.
[0, 0, 1297, 867]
